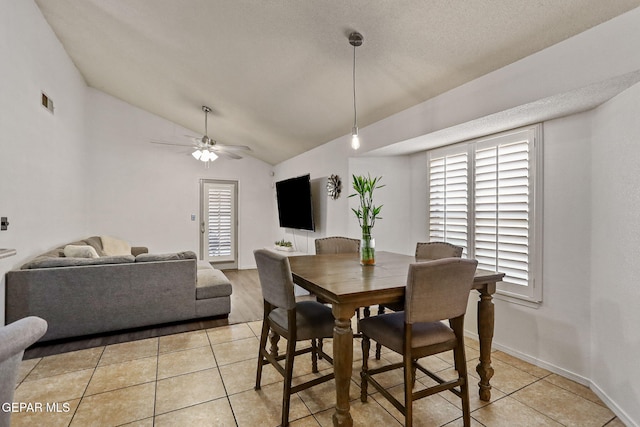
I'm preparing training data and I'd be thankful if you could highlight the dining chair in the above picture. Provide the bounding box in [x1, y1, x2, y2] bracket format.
[1, 316, 48, 427]
[314, 236, 360, 254]
[359, 258, 478, 427]
[375, 241, 463, 359]
[253, 249, 335, 427]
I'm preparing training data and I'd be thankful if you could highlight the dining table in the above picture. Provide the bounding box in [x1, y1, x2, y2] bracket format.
[287, 251, 505, 427]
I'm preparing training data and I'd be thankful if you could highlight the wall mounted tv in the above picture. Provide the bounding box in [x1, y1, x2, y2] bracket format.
[276, 174, 315, 231]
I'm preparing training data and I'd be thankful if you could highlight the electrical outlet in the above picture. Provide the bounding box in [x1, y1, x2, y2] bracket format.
[191, 214, 196, 221]
[1, 217, 8, 231]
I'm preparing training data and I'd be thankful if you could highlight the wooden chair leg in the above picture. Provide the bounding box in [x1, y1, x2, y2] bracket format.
[360, 336, 370, 402]
[311, 338, 318, 373]
[454, 346, 471, 427]
[282, 337, 296, 427]
[374, 305, 385, 359]
[411, 360, 417, 388]
[269, 330, 280, 357]
[255, 319, 270, 390]
[404, 353, 413, 427]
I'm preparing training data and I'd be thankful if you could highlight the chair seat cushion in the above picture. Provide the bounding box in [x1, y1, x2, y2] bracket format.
[359, 312, 456, 355]
[269, 301, 334, 341]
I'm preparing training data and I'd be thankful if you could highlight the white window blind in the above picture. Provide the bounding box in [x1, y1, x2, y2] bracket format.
[207, 186, 232, 257]
[475, 138, 530, 287]
[428, 151, 469, 255]
[427, 125, 542, 303]
[201, 180, 237, 267]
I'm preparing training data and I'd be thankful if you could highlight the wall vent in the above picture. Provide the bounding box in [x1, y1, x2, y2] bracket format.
[41, 92, 54, 114]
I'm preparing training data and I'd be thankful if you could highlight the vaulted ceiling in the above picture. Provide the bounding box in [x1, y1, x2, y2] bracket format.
[35, 0, 640, 164]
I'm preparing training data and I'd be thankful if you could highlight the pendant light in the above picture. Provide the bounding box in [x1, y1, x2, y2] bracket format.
[349, 32, 363, 150]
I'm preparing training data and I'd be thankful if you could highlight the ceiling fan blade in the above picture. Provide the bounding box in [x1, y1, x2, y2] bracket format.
[149, 139, 192, 147]
[216, 150, 243, 160]
[214, 143, 252, 151]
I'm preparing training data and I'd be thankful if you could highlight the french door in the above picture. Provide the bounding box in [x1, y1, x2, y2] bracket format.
[200, 179, 238, 269]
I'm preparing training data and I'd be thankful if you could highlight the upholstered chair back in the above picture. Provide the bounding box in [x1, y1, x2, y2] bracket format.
[405, 258, 477, 324]
[253, 249, 296, 310]
[415, 241, 463, 260]
[315, 237, 360, 254]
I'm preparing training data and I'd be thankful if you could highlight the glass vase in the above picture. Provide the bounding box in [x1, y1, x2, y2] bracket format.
[360, 234, 375, 266]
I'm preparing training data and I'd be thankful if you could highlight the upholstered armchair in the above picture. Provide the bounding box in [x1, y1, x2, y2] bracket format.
[0, 316, 48, 427]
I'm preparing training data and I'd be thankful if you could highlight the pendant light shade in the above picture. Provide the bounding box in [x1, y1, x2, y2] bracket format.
[349, 32, 363, 150]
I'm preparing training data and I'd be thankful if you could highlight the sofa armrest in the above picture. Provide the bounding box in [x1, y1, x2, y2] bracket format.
[131, 246, 149, 256]
[0, 317, 48, 363]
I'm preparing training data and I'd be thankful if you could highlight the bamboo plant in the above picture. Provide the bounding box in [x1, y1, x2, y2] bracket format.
[350, 174, 384, 265]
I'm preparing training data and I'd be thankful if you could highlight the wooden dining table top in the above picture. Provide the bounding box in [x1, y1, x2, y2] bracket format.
[288, 251, 505, 309]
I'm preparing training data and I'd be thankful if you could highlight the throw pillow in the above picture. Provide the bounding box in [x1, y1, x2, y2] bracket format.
[63, 245, 99, 259]
[100, 235, 131, 256]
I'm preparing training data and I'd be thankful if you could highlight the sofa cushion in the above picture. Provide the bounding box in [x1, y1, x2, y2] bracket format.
[196, 269, 232, 300]
[83, 236, 107, 256]
[197, 260, 213, 270]
[136, 253, 180, 262]
[22, 255, 135, 269]
[178, 251, 197, 260]
[63, 245, 99, 259]
[101, 235, 131, 256]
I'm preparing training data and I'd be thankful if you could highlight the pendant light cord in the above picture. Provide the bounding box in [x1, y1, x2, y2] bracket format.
[352, 44, 358, 128]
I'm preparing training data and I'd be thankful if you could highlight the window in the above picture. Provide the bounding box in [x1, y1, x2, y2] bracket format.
[427, 125, 543, 303]
[200, 180, 238, 268]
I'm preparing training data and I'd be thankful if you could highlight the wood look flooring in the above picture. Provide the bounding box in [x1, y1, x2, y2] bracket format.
[23, 269, 264, 359]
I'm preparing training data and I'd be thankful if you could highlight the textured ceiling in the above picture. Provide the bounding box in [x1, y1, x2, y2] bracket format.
[35, 0, 640, 164]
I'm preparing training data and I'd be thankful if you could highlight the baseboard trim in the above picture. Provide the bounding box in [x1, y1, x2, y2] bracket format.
[465, 330, 638, 426]
[590, 380, 637, 427]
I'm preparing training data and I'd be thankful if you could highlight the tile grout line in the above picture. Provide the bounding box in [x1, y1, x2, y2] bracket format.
[205, 327, 240, 426]
[152, 337, 160, 426]
[66, 345, 107, 427]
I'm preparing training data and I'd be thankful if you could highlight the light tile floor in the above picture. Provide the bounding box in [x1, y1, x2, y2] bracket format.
[12, 321, 624, 427]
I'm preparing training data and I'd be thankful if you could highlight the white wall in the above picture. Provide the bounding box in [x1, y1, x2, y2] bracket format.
[347, 156, 414, 255]
[85, 89, 275, 269]
[0, 0, 89, 324]
[590, 82, 640, 424]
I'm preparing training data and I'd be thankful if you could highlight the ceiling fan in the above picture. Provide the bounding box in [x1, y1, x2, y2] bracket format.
[150, 106, 251, 161]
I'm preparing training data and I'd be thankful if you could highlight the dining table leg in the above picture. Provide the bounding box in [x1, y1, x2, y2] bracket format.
[476, 283, 496, 401]
[331, 304, 355, 427]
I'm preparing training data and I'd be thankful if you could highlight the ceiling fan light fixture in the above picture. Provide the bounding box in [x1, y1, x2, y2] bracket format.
[207, 150, 219, 162]
[192, 149, 203, 160]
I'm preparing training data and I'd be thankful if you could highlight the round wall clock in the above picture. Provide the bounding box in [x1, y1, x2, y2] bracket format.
[327, 174, 342, 200]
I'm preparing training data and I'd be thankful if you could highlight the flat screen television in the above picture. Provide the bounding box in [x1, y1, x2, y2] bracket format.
[275, 174, 315, 231]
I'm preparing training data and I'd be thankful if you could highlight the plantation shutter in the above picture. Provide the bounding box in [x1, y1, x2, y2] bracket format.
[207, 186, 232, 257]
[474, 137, 530, 287]
[201, 180, 237, 266]
[426, 125, 541, 303]
[428, 151, 469, 254]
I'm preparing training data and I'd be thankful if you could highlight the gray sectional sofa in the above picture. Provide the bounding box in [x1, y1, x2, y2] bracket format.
[5, 236, 232, 342]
